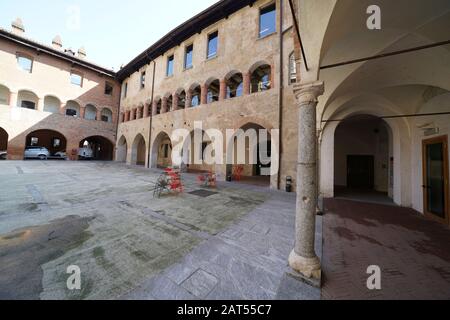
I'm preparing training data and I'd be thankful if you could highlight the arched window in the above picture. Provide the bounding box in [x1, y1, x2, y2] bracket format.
[251, 64, 271, 93]
[289, 52, 297, 85]
[85, 104, 97, 120]
[177, 90, 186, 110]
[206, 79, 220, 103]
[101, 108, 113, 123]
[226, 72, 243, 99]
[66, 101, 80, 117]
[190, 85, 201, 107]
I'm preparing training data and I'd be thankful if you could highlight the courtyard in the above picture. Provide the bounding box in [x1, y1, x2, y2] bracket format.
[0, 161, 320, 300]
[1, 161, 450, 300]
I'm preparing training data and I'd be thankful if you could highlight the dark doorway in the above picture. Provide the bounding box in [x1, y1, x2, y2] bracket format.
[423, 136, 449, 226]
[0, 127, 7, 151]
[347, 155, 374, 189]
[79, 136, 114, 161]
[26, 130, 67, 156]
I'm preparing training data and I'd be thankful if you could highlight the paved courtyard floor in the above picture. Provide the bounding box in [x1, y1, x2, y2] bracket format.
[322, 199, 450, 300]
[0, 161, 320, 300]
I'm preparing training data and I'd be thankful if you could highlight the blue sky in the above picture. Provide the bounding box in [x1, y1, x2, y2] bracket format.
[0, 0, 219, 70]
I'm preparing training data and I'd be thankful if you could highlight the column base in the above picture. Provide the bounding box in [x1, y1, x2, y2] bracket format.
[288, 250, 321, 285]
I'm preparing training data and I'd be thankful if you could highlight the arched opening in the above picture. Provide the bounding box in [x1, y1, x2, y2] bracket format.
[17, 90, 38, 110]
[131, 134, 146, 166]
[206, 79, 220, 103]
[116, 136, 127, 163]
[84, 104, 97, 120]
[227, 123, 272, 186]
[155, 98, 162, 115]
[166, 95, 173, 112]
[190, 84, 201, 107]
[334, 115, 393, 203]
[43, 96, 61, 114]
[0, 85, 11, 105]
[25, 129, 67, 159]
[289, 52, 297, 85]
[177, 90, 186, 110]
[250, 64, 271, 93]
[150, 131, 172, 169]
[101, 108, 113, 123]
[0, 127, 8, 159]
[226, 72, 243, 99]
[79, 136, 114, 160]
[66, 100, 80, 117]
[182, 129, 213, 173]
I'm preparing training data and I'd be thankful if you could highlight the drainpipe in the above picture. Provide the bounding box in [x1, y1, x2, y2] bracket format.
[277, 0, 284, 190]
[147, 60, 157, 168]
[115, 82, 123, 161]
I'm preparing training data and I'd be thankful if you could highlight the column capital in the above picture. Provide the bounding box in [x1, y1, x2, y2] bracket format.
[293, 81, 324, 105]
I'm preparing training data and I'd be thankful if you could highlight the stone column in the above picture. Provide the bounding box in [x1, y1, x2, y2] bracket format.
[172, 94, 178, 111]
[152, 101, 158, 116]
[289, 81, 324, 281]
[185, 91, 192, 109]
[270, 64, 276, 89]
[60, 103, 66, 115]
[243, 72, 251, 95]
[79, 106, 86, 119]
[96, 108, 102, 121]
[219, 79, 227, 101]
[119, 112, 124, 123]
[37, 98, 44, 112]
[200, 84, 207, 105]
[143, 104, 149, 118]
[9, 92, 18, 107]
[162, 97, 168, 113]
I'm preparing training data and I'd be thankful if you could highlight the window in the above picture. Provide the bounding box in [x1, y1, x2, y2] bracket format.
[53, 138, 61, 148]
[21, 101, 36, 110]
[259, 4, 276, 38]
[140, 71, 146, 89]
[101, 115, 109, 122]
[163, 144, 169, 158]
[122, 82, 128, 99]
[66, 109, 77, 117]
[185, 44, 193, 69]
[70, 72, 83, 87]
[30, 137, 38, 146]
[207, 31, 218, 59]
[17, 55, 33, 73]
[289, 52, 297, 84]
[167, 55, 174, 76]
[105, 82, 113, 95]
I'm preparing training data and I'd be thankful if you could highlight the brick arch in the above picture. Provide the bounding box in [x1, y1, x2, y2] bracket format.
[249, 60, 271, 74]
[131, 133, 147, 166]
[116, 135, 128, 163]
[150, 130, 172, 168]
[224, 69, 242, 80]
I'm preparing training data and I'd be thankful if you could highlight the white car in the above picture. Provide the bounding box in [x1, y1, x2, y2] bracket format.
[24, 147, 50, 160]
[78, 147, 94, 159]
[0, 150, 7, 160]
[54, 151, 67, 159]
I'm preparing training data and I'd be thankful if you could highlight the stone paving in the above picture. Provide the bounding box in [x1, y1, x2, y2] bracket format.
[0, 161, 321, 300]
[322, 199, 450, 300]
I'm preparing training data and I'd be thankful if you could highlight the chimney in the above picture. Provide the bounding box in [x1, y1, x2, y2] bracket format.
[77, 47, 86, 59]
[64, 48, 76, 56]
[52, 35, 62, 50]
[11, 18, 25, 35]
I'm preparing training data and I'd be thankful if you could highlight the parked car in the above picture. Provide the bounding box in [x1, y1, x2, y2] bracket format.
[78, 147, 94, 160]
[24, 146, 50, 160]
[54, 151, 67, 159]
[0, 150, 7, 160]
